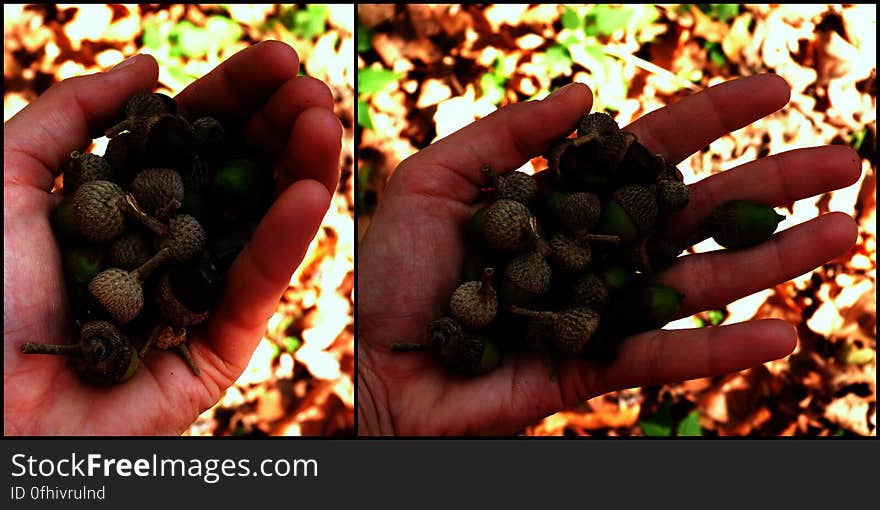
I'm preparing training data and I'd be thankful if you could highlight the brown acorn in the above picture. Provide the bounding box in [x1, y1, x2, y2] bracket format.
[569, 272, 609, 309]
[548, 191, 601, 233]
[109, 230, 153, 270]
[510, 306, 600, 356]
[449, 267, 498, 330]
[72, 180, 127, 243]
[20, 320, 138, 386]
[595, 184, 658, 243]
[482, 167, 537, 205]
[192, 116, 226, 152]
[656, 178, 690, 211]
[154, 271, 211, 328]
[577, 112, 620, 138]
[158, 214, 207, 262]
[548, 233, 591, 273]
[482, 199, 533, 253]
[63, 151, 113, 192]
[131, 168, 184, 219]
[88, 248, 168, 324]
[391, 317, 500, 375]
[503, 248, 552, 297]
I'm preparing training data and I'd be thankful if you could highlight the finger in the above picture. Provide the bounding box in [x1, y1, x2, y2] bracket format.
[244, 75, 336, 159]
[274, 106, 343, 197]
[3, 54, 158, 190]
[661, 145, 863, 240]
[571, 319, 797, 399]
[175, 40, 300, 127]
[626, 74, 791, 163]
[654, 212, 858, 317]
[205, 178, 331, 373]
[389, 83, 593, 203]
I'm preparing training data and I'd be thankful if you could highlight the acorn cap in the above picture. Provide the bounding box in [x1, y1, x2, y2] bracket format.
[550, 191, 601, 232]
[448, 268, 498, 330]
[429, 317, 499, 375]
[124, 92, 176, 118]
[72, 180, 126, 243]
[143, 115, 197, 168]
[483, 167, 537, 205]
[656, 179, 690, 211]
[482, 199, 533, 253]
[161, 214, 206, 262]
[510, 306, 600, 356]
[109, 231, 153, 270]
[167, 259, 222, 314]
[88, 268, 144, 325]
[504, 250, 552, 295]
[131, 168, 184, 219]
[102, 131, 139, 187]
[549, 233, 591, 273]
[64, 151, 113, 192]
[577, 112, 620, 138]
[709, 200, 785, 249]
[569, 272, 608, 309]
[155, 271, 210, 327]
[193, 116, 226, 152]
[596, 185, 657, 243]
[73, 320, 138, 385]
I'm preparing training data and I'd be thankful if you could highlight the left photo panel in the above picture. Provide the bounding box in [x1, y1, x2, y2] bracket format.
[3, 4, 355, 436]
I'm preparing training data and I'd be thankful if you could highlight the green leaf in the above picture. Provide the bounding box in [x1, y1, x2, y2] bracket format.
[707, 309, 725, 326]
[850, 128, 867, 151]
[705, 41, 727, 67]
[205, 15, 243, 49]
[639, 402, 674, 436]
[142, 21, 166, 50]
[283, 336, 302, 354]
[543, 44, 573, 79]
[294, 4, 329, 39]
[561, 5, 583, 31]
[357, 18, 373, 53]
[358, 68, 401, 96]
[480, 73, 506, 105]
[697, 4, 740, 22]
[357, 99, 374, 130]
[168, 64, 197, 84]
[677, 410, 703, 436]
[585, 4, 635, 36]
[173, 21, 212, 58]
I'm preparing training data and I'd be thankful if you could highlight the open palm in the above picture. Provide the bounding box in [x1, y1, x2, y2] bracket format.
[357, 75, 861, 435]
[4, 41, 342, 435]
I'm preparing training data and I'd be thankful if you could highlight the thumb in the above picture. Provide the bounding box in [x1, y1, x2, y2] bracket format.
[4, 54, 159, 190]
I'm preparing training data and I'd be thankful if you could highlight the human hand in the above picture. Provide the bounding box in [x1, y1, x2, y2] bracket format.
[356, 74, 861, 435]
[3, 41, 342, 435]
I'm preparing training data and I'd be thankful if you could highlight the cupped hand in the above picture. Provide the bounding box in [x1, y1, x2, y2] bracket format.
[4, 41, 342, 435]
[356, 74, 862, 435]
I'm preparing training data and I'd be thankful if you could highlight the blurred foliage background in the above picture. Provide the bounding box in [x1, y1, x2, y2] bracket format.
[357, 4, 876, 436]
[4, 4, 355, 436]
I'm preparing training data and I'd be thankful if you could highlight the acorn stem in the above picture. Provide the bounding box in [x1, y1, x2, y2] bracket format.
[21, 341, 80, 355]
[571, 133, 599, 147]
[176, 343, 200, 376]
[481, 166, 498, 188]
[580, 233, 621, 244]
[390, 343, 435, 352]
[131, 248, 170, 282]
[509, 305, 554, 320]
[123, 193, 168, 237]
[479, 267, 495, 298]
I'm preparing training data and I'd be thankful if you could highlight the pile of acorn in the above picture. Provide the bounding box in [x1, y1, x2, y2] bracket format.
[393, 112, 785, 376]
[20, 91, 274, 385]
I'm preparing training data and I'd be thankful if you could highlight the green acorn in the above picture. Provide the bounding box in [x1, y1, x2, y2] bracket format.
[605, 283, 684, 336]
[211, 156, 270, 217]
[708, 200, 785, 249]
[509, 306, 600, 356]
[595, 185, 658, 243]
[51, 195, 82, 241]
[482, 167, 537, 205]
[64, 246, 105, 285]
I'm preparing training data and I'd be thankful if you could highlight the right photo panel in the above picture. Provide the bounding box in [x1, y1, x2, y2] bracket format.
[356, 4, 876, 437]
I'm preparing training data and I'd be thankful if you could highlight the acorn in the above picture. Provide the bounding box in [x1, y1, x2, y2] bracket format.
[166, 258, 223, 314]
[109, 231, 153, 270]
[63, 151, 113, 192]
[482, 167, 537, 205]
[155, 271, 210, 327]
[449, 267, 498, 330]
[548, 233, 591, 273]
[102, 131, 140, 187]
[51, 194, 82, 241]
[569, 272, 609, 309]
[595, 184, 658, 243]
[502, 248, 553, 306]
[577, 111, 620, 138]
[604, 283, 684, 336]
[182, 154, 213, 192]
[211, 156, 270, 218]
[142, 115, 197, 168]
[88, 248, 168, 324]
[656, 178, 690, 211]
[391, 317, 500, 375]
[707, 200, 785, 249]
[548, 191, 601, 233]
[64, 246, 105, 285]
[192, 116, 226, 154]
[482, 199, 533, 254]
[72, 180, 127, 243]
[158, 214, 207, 262]
[20, 320, 138, 386]
[509, 306, 600, 356]
[139, 324, 200, 376]
[124, 91, 177, 118]
[628, 234, 684, 274]
[131, 168, 184, 219]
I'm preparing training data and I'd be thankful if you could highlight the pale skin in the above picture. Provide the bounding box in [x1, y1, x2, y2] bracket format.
[4, 41, 342, 435]
[357, 74, 862, 435]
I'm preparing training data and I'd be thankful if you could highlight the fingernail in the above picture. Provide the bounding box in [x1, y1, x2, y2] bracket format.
[545, 83, 575, 100]
[109, 54, 142, 73]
